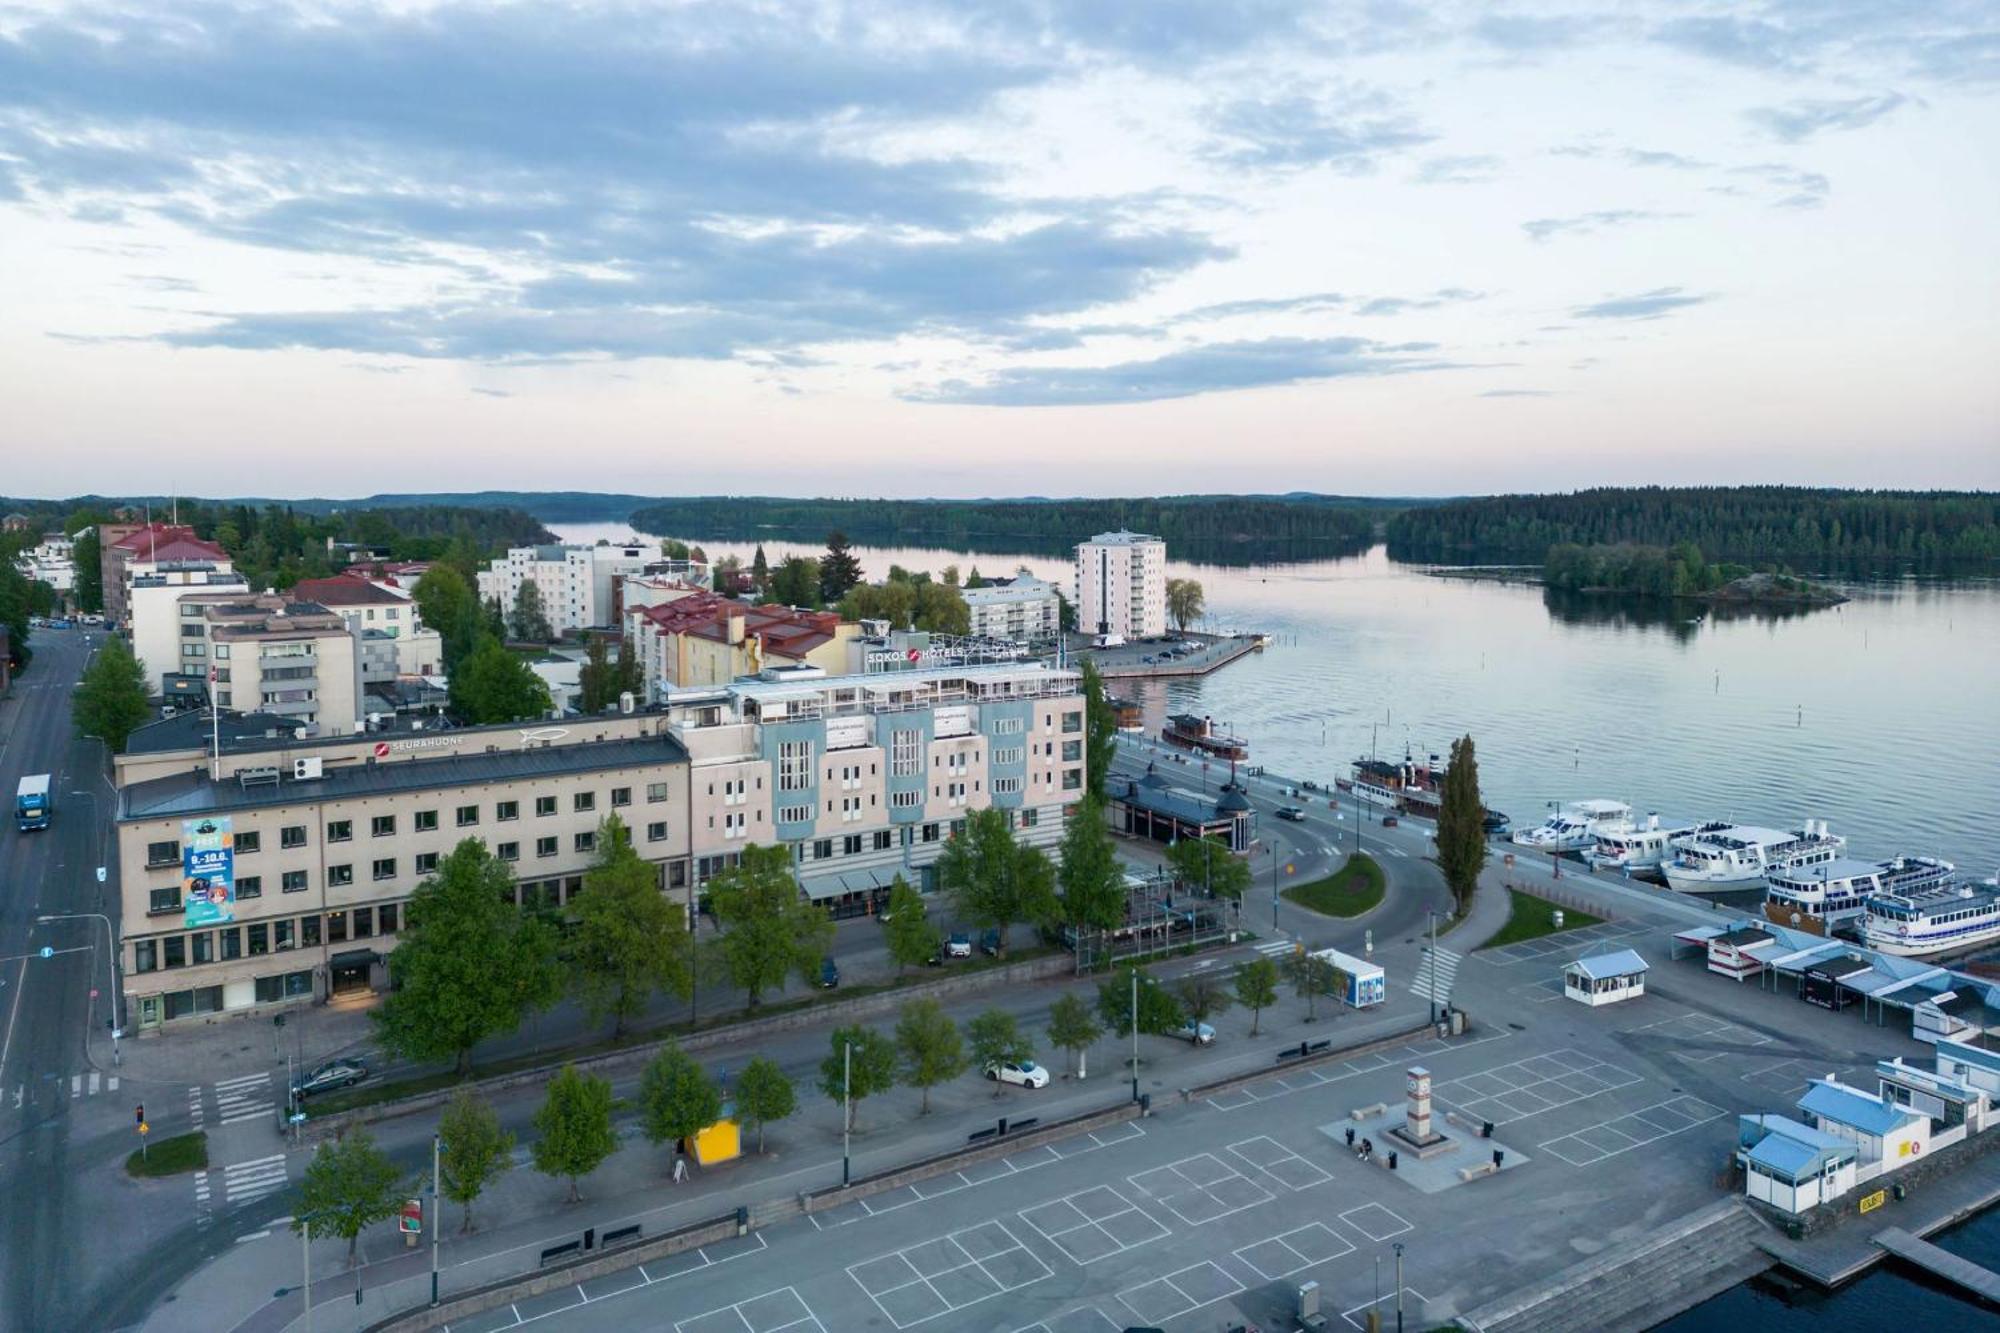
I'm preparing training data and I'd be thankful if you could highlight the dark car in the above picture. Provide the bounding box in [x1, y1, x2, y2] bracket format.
[1382, 814, 1400, 828]
[818, 957, 840, 988]
[1300, 779, 1321, 792]
[979, 928, 1002, 956]
[1276, 806, 1306, 822]
[291, 1058, 368, 1099]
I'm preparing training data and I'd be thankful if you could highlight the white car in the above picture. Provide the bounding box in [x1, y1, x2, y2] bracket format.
[985, 1059, 1050, 1089]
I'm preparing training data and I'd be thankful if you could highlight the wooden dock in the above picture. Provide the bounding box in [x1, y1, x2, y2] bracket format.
[1875, 1226, 2000, 1303]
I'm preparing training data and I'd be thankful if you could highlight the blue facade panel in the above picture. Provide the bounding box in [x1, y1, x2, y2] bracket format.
[761, 718, 825, 840]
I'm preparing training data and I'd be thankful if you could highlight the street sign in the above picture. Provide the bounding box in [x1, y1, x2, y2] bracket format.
[135, 1104, 144, 1124]
[89, 988, 98, 999]
[400, 1199, 423, 1234]
[38, 947, 52, 960]
[138, 1122, 149, 1136]
[290, 1111, 307, 1124]
[96, 867, 107, 883]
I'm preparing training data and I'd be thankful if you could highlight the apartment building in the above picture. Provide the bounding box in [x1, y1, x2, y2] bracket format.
[291, 573, 444, 679]
[203, 599, 364, 735]
[625, 591, 859, 698]
[963, 574, 1062, 645]
[476, 542, 651, 632]
[16, 531, 77, 596]
[104, 524, 234, 628]
[1075, 530, 1166, 641]
[113, 713, 692, 1029]
[129, 569, 254, 689]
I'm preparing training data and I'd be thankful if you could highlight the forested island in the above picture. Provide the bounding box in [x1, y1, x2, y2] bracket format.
[1542, 543, 1845, 606]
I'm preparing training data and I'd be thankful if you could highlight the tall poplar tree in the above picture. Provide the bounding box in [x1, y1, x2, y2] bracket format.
[1437, 734, 1488, 917]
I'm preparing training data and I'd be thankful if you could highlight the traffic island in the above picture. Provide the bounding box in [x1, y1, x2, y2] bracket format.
[125, 1130, 207, 1178]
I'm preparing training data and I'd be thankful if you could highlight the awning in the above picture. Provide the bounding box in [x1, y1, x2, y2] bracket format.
[1869, 968, 1951, 1003]
[1673, 925, 1728, 946]
[329, 949, 380, 968]
[798, 866, 902, 902]
[1769, 941, 1848, 974]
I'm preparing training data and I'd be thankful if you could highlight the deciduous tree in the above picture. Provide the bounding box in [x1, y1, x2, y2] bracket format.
[532, 1066, 616, 1204]
[881, 877, 940, 972]
[966, 1008, 1031, 1096]
[1079, 659, 1117, 803]
[1096, 966, 1183, 1038]
[1057, 796, 1125, 934]
[1233, 958, 1280, 1035]
[71, 635, 150, 752]
[1046, 992, 1103, 1078]
[295, 1129, 408, 1266]
[438, 1090, 513, 1234]
[1284, 950, 1338, 1023]
[413, 564, 481, 670]
[448, 634, 553, 724]
[734, 1056, 795, 1154]
[638, 1043, 723, 1169]
[1174, 972, 1234, 1027]
[570, 816, 692, 1037]
[1167, 836, 1251, 903]
[819, 1025, 897, 1133]
[937, 809, 1056, 958]
[769, 555, 821, 607]
[895, 998, 966, 1114]
[1165, 577, 1205, 632]
[706, 844, 835, 1008]
[508, 580, 553, 642]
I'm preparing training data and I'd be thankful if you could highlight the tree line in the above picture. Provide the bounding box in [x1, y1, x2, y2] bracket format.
[1388, 486, 2000, 563]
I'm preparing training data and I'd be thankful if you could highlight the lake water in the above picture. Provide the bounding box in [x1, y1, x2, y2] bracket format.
[560, 522, 2000, 878]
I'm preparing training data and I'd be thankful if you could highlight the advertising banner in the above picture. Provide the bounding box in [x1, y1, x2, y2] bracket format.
[182, 815, 235, 928]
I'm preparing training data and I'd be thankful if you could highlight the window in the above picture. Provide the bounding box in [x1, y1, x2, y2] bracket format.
[993, 747, 1024, 767]
[247, 923, 268, 955]
[326, 820, 352, 843]
[414, 809, 438, 832]
[274, 919, 294, 951]
[647, 822, 669, 843]
[134, 940, 157, 973]
[843, 834, 862, 856]
[327, 864, 354, 888]
[1021, 808, 1039, 827]
[891, 790, 922, 809]
[536, 796, 557, 817]
[496, 842, 519, 863]
[537, 836, 558, 858]
[379, 903, 399, 934]
[574, 831, 596, 854]
[415, 850, 439, 874]
[1061, 739, 1082, 763]
[325, 912, 347, 943]
[191, 932, 213, 965]
[922, 823, 941, 843]
[991, 716, 1025, 735]
[281, 824, 307, 849]
[237, 874, 263, 899]
[371, 815, 396, 837]
[814, 839, 834, 860]
[994, 776, 1023, 795]
[778, 804, 812, 825]
[1061, 769, 1082, 791]
[146, 839, 180, 868]
[573, 791, 595, 812]
[496, 800, 519, 821]
[891, 729, 922, 777]
[779, 739, 814, 791]
[611, 787, 631, 807]
[148, 886, 180, 915]
[301, 915, 321, 947]
[235, 830, 261, 854]
[874, 830, 894, 851]
[214, 643, 230, 659]
[164, 936, 186, 969]
[352, 907, 374, 938]
[1061, 710, 1083, 733]
[647, 782, 670, 803]
[456, 804, 479, 827]
[372, 857, 396, 881]
[724, 811, 746, 839]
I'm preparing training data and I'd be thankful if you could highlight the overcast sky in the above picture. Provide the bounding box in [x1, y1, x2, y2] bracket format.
[3, 1, 1996, 499]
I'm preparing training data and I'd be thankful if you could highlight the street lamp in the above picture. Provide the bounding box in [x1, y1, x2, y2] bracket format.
[37, 912, 121, 1065]
[841, 1040, 853, 1186]
[1394, 1241, 1405, 1333]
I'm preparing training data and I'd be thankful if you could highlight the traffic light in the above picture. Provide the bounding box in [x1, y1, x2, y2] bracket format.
[135, 1103, 144, 1125]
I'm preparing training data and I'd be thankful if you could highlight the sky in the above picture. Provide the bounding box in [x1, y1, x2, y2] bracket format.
[2, 0, 1996, 499]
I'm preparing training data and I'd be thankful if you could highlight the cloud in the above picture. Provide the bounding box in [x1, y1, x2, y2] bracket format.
[1730, 162, 1832, 209]
[908, 336, 1460, 406]
[1653, 16, 1800, 71]
[1478, 388, 1556, 397]
[1177, 293, 1347, 321]
[1572, 287, 1710, 320]
[1472, 14, 1605, 52]
[1521, 210, 1681, 242]
[1746, 93, 1909, 142]
[1355, 289, 1487, 316]
[1201, 92, 1433, 172]
[1411, 154, 1501, 185]
[1652, 5, 1999, 85]
[470, 387, 511, 398]
[1624, 148, 1712, 170]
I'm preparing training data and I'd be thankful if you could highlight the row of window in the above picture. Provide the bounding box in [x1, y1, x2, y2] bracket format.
[134, 903, 402, 973]
[795, 809, 1042, 863]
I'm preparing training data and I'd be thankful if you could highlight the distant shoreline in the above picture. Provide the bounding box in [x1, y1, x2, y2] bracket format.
[1425, 564, 1848, 607]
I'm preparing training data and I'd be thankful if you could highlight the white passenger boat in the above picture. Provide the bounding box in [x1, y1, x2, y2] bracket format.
[1763, 854, 1957, 929]
[1586, 815, 1728, 875]
[1860, 878, 2000, 957]
[1511, 799, 1633, 852]
[1659, 819, 1844, 894]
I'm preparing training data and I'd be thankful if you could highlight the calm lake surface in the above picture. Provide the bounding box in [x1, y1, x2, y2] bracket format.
[560, 522, 2000, 878]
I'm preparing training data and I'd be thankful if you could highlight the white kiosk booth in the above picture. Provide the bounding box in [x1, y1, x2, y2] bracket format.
[1564, 948, 1649, 1007]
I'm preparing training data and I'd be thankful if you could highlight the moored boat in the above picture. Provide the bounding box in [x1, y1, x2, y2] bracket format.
[1161, 713, 1248, 761]
[1586, 815, 1727, 875]
[1511, 799, 1634, 852]
[1859, 877, 2000, 957]
[1763, 854, 1956, 930]
[1659, 819, 1844, 894]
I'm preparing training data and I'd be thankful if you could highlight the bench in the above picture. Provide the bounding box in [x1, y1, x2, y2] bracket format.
[538, 1240, 583, 1266]
[599, 1224, 642, 1250]
[1350, 1103, 1388, 1122]
[1457, 1162, 1498, 1183]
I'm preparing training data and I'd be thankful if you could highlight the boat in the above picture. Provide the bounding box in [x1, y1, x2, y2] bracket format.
[1108, 694, 1144, 734]
[1160, 713, 1248, 761]
[1763, 855, 1956, 930]
[1659, 819, 1844, 894]
[1365, 752, 1508, 833]
[1859, 877, 2000, 957]
[1586, 815, 1729, 875]
[1349, 756, 1414, 814]
[1511, 799, 1633, 852]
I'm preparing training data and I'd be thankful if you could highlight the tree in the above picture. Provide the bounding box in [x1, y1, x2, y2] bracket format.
[895, 998, 966, 1114]
[819, 532, 864, 604]
[570, 815, 692, 1037]
[413, 565, 481, 670]
[532, 1066, 616, 1204]
[1234, 958, 1281, 1035]
[936, 808, 1056, 958]
[1174, 972, 1234, 1027]
[819, 1025, 897, 1133]
[71, 636, 150, 752]
[1079, 659, 1118, 803]
[372, 839, 564, 1075]
[939, 564, 960, 587]
[577, 635, 616, 713]
[1046, 992, 1103, 1078]
[1167, 836, 1252, 904]
[1437, 734, 1488, 917]
[840, 579, 917, 630]
[1285, 949, 1338, 1023]
[964, 565, 986, 588]
[711, 553, 744, 594]
[1165, 577, 1205, 632]
[769, 555, 821, 608]
[614, 634, 645, 702]
[1096, 966, 1183, 1038]
[448, 634, 553, 724]
[966, 1009, 1031, 1095]
[912, 580, 969, 634]
[659, 537, 691, 560]
[70, 527, 103, 613]
[1057, 796, 1125, 934]
[638, 1043, 723, 1167]
[881, 877, 941, 972]
[705, 844, 835, 1008]
[734, 1056, 796, 1154]
[508, 581, 553, 643]
[294, 1129, 408, 1266]
[750, 544, 770, 592]
[438, 1089, 514, 1234]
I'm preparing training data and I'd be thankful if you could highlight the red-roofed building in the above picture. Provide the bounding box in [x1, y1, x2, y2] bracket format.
[626, 591, 860, 696]
[105, 523, 234, 628]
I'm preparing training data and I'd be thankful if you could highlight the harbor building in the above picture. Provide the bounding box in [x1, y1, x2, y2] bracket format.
[1075, 530, 1166, 641]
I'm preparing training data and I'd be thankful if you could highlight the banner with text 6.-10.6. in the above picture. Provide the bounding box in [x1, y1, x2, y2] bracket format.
[182, 815, 235, 928]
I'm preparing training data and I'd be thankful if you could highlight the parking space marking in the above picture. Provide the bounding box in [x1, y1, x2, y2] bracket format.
[810, 1122, 1147, 1230]
[1017, 1184, 1169, 1265]
[1226, 1135, 1333, 1191]
[1117, 1260, 1246, 1326]
[1512, 977, 1568, 1004]
[846, 1221, 1051, 1329]
[1430, 1047, 1642, 1126]
[1203, 1028, 1512, 1112]
[1233, 1222, 1356, 1280]
[1338, 1202, 1414, 1242]
[1341, 1287, 1433, 1330]
[1539, 1095, 1728, 1166]
[1127, 1152, 1273, 1227]
[674, 1286, 825, 1333]
[457, 1234, 771, 1330]
[1010, 1308, 1122, 1333]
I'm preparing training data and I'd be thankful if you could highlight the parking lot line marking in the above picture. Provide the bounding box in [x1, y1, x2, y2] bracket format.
[674, 1286, 827, 1333]
[1431, 1048, 1643, 1126]
[1117, 1260, 1247, 1326]
[1338, 1202, 1414, 1242]
[847, 1221, 1051, 1328]
[1233, 1222, 1357, 1280]
[1538, 1095, 1727, 1165]
[1341, 1287, 1433, 1329]
[1127, 1151, 1274, 1228]
[1016, 1184, 1169, 1265]
[1226, 1135, 1333, 1191]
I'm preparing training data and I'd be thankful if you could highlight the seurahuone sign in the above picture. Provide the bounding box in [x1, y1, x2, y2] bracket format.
[182, 815, 236, 928]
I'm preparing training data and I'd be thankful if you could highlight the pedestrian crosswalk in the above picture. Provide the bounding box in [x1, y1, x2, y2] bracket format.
[223, 1153, 290, 1207]
[187, 1084, 205, 1132]
[66, 1071, 119, 1098]
[213, 1071, 276, 1127]
[1249, 938, 1296, 959]
[1410, 945, 1461, 1005]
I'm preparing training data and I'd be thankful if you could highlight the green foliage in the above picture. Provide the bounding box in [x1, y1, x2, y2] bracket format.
[638, 1043, 723, 1159]
[1079, 659, 1117, 804]
[881, 877, 941, 972]
[577, 635, 616, 713]
[660, 538, 692, 560]
[819, 1025, 897, 1132]
[911, 579, 969, 634]
[413, 565, 482, 671]
[839, 579, 917, 630]
[1165, 577, 1204, 632]
[966, 1008, 1031, 1090]
[569, 816, 692, 1036]
[532, 1066, 618, 1203]
[125, 1130, 207, 1177]
[1057, 796, 1125, 932]
[936, 809, 1056, 956]
[1283, 950, 1338, 1022]
[819, 531, 864, 604]
[1096, 966, 1184, 1037]
[706, 843, 836, 1008]
[71, 635, 150, 751]
[1282, 853, 1385, 918]
[769, 555, 821, 607]
[296, 1129, 410, 1264]
[734, 1056, 796, 1153]
[372, 839, 564, 1074]
[1482, 890, 1603, 950]
[70, 527, 103, 613]
[438, 1089, 514, 1234]
[1166, 836, 1251, 902]
[750, 544, 770, 591]
[448, 633, 554, 724]
[508, 581, 554, 642]
[0, 562, 37, 674]
[1542, 542, 1767, 599]
[895, 997, 966, 1113]
[1046, 993, 1103, 1076]
[1233, 958, 1281, 1035]
[1436, 735, 1487, 917]
[1174, 972, 1234, 1025]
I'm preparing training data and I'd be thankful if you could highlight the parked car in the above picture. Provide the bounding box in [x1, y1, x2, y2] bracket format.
[1300, 779, 1321, 792]
[985, 1059, 1051, 1089]
[1382, 815, 1400, 828]
[1276, 806, 1306, 822]
[946, 931, 973, 958]
[979, 928, 1002, 956]
[291, 1058, 368, 1099]
[1174, 1021, 1217, 1045]
[818, 957, 840, 988]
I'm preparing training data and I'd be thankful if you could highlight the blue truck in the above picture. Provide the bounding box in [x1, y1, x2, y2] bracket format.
[14, 774, 52, 832]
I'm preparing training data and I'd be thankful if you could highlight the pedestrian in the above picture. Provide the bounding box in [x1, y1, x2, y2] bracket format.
[672, 1151, 688, 1183]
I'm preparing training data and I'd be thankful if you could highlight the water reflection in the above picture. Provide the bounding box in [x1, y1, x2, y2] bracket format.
[1539, 586, 1824, 642]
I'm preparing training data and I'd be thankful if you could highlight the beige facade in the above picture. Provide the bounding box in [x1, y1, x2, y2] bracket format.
[1075, 530, 1166, 640]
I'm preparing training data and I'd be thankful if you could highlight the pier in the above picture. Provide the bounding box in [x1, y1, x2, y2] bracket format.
[1874, 1226, 2000, 1303]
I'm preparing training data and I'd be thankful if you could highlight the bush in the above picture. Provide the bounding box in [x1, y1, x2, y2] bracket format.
[126, 1131, 208, 1177]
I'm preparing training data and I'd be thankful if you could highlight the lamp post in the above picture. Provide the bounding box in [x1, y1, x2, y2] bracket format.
[430, 1132, 441, 1307]
[1394, 1241, 1405, 1333]
[37, 912, 121, 1066]
[1129, 968, 1140, 1104]
[841, 1040, 852, 1186]
[1426, 908, 1438, 1026]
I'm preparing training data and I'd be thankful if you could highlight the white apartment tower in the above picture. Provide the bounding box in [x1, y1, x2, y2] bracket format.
[1074, 531, 1166, 640]
[476, 542, 651, 633]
